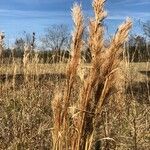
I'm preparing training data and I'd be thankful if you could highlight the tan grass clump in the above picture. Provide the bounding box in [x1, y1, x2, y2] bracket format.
[51, 0, 132, 149]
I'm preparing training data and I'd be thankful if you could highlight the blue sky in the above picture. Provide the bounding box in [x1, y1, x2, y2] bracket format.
[0, 0, 149, 46]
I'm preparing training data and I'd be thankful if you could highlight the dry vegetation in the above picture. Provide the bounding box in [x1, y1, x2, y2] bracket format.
[0, 0, 150, 150]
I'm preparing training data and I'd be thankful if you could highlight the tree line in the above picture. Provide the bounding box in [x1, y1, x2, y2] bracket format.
[1, 21, 150, 63]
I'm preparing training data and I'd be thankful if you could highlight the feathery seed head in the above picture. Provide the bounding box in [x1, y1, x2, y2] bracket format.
[72, 3, 83, 28]
[67, 3, 84, 77]
[92, 0, 107, 22]
[113, 17, 132, 46]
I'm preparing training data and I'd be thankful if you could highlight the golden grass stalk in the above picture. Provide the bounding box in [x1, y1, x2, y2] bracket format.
[67, 3, 84, 80]
[23, 44, 31, 68]
[51, 3, 84, 149]
[63, 3, 84, 117]
[95, 18, 133, 114]
[23, 44, 33, 82]
[74, 1, 132, 149]
[51, 91, 63, 150]
[75, 0, 108, 149]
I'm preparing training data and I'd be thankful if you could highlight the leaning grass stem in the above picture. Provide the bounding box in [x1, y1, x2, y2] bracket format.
[51, 3, 84, 149]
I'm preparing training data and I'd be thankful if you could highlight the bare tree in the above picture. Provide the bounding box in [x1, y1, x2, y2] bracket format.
[15, 38, 25, 50]
[143, 21, 150, 38]
[41, 24, 70, 62]
[23, 31, 36, 51]
[12, 32, 36, 60]
[41, 24, 69, 51]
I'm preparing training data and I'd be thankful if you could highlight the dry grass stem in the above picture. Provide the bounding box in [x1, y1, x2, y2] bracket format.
[51, 3, 84, 149]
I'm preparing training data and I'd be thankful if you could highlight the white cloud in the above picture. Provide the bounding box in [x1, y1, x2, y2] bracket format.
[12, 0, 72, 5]
[0, 9, 70, 19]
[133, 1, 150, 5]
[107, 11, 150, 21]
[115, 0, 150, 5]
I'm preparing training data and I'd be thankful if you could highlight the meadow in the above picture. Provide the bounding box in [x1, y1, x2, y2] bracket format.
[0, 0, 150, 149]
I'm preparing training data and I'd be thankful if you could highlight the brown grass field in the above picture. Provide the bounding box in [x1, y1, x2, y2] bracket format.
[0, 62, 149, 82]
[0, 61, 149, 150]
[0, 63, 150, 150]
[0, 0, 150, 149]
